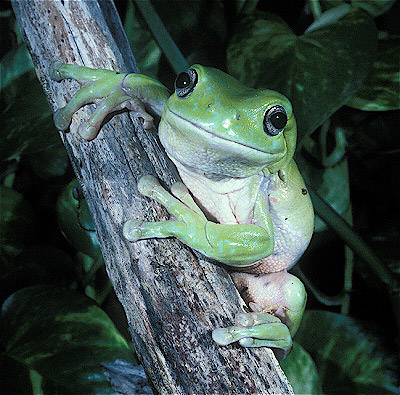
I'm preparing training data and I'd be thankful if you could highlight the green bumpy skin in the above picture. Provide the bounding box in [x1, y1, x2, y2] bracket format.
[51, 62, 314, 360]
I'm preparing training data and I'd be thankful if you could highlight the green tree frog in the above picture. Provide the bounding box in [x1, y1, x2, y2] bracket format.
[51, 62, 314, 359]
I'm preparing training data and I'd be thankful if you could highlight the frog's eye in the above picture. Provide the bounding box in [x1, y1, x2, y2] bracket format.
[175, 68, 198, 98]
[263, 105, 288, 136]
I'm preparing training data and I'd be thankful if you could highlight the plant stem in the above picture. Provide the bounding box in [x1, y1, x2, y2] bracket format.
[291, 265, 343, 306]
[309, 0, 322, 19]
[342, 185, 354, 315]
[309, 188, 395, 289]
[133, 0, 188, 74]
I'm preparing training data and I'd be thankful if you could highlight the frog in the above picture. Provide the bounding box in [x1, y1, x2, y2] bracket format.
[50, 62, 314, 359]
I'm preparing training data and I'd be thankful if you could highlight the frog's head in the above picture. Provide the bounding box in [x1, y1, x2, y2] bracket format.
[159, 65, 296, 179]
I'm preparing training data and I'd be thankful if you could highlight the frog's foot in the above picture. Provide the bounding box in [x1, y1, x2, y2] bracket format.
[123, 175, 273, 265]
[212, 311, 292, 360]
[123, 176, 205, 242]
[50, 62, 169, 140]
[136, 176, 206, 222]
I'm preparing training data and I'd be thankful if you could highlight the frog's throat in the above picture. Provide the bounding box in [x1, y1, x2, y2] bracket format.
[165, 108, 280, 156]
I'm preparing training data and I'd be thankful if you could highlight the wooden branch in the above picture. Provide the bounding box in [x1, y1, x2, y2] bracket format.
[11, 1, 293, 393]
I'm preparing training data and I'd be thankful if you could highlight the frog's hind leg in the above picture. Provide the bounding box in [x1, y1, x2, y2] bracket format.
[136, 176, 205, 222]
[213, 270, 306, 360]
[170, 182, 207, 219]
[123, 176, 203, 242]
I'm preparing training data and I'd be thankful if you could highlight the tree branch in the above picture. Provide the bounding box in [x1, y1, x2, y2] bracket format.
[11, 1, 293, 393]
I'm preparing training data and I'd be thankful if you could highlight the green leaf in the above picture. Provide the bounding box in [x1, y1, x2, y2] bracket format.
[320, 0, 397, 17]
[0, 285, 136, 393]
[124, 0, 162, 78]
[0, 354, 40, 394]
[57, 180, 101, 259]
[227, 6, 378, 140]
[299, 157, 350, 232]
[27, 144, 69, 179]
[1, 45, 60, 160]
[0, 186, 38, 260]
[151, 0, 226, 69]
[0, 44, 34, 89]
[1, 71, 60, 161]
[297, 125, 350, 232]
[280, 342, 320, 394]
[295, 310, 399, 394]
[0, 245, 75, 303]
[347, 35, 400, 111]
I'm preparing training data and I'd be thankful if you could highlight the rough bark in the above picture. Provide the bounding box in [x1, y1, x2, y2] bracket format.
[11, 1, 293, 393]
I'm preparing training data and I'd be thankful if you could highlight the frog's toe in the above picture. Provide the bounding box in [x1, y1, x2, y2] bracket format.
[212, 328, 236, 346]
[212, 315, 292, 359]
[212, 325, 259, 346]
[238, 337, 256, 347]
[49, 61, 64, 82]
[78, 123, 98, 141]
[170, 182, 189, 198]
[235, 311, 281, 327]
[137, 175, 160, 196]
[123, 219, 144, 241]
[53, 108, 71, 131]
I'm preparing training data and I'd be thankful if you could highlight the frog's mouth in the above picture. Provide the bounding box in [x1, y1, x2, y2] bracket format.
[164, 108, 286, 157]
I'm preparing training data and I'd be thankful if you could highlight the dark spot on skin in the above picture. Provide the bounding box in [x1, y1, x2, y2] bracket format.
[235, 113, 240, 120]
[267, 363, 271, 369]
[302, 188, 308, 195]
[116, 72, 120, 74]
[285, 217, 288, 220]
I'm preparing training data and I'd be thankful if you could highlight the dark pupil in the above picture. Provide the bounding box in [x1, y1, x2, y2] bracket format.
[176, 72, 191, 89]
[270, 112, 287, 129]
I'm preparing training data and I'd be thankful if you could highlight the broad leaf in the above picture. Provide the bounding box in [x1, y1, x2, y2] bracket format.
[123, 0, 161, 78]
[0, 245, 74, 303]
[295, 310, 399, 394]
[281, 342, 320, 394]
[321, 0, 397, 17]
[347, 35, 400, 111]
[1, 46, 59, 160]
[0, 354, 43, 394]
[0, 285, 136, 393]
[297, 125, 350, 232]
[27, 144, 69, 179]
[227, 6, 378, 140]
[0, 44, 34, 89]
[299, 157, 350, 232]
[0, 186, 37, 260]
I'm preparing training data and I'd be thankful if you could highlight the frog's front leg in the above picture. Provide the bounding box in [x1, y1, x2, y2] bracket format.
[50, 62, 169, 140]
[212, 270, 306, 360]
[123, 176, 274, 267]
